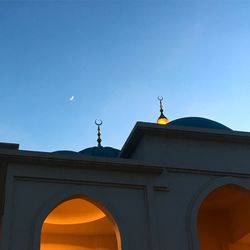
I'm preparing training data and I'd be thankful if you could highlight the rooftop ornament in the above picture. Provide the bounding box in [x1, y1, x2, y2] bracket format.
[157, 96, 169, 125]
[95, 119, 103, 147]
[77, 120, 120, 157]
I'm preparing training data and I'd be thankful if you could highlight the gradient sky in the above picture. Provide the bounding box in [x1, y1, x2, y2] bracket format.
[1, 0, 250, 152]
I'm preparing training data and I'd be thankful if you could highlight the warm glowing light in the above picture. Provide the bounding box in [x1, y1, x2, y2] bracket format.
[157, 116, 169, 125]
[44, 198, 105, 225]
[41, 197, 121, 250]
[198, 185, 250, 250]
[41, 244, 85, 250]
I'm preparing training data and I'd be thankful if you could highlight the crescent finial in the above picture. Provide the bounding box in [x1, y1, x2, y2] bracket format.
[95, 119, 103, 126]
[158, 96, 163, 101]
[156, 96, 169, 125]
[95, 119, 102, 147]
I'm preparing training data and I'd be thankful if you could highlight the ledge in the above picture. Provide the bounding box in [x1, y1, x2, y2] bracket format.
[0, 148, 163, 175]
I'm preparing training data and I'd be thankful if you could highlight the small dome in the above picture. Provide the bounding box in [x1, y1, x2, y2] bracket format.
[52, 150, 79, 156]
[167, 117, 231, 131]
[79, 146, 120, 158]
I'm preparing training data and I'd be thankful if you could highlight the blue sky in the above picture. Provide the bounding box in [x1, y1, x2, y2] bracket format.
[1, 0, 250, 152]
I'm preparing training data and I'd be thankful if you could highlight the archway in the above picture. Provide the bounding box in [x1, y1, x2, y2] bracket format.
[197, 184, 250, 250]
[40, 197, 121, 250]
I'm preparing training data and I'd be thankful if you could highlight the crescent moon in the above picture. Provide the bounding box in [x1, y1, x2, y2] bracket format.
[158, 96, 163, 101]
[95, 119, 103, 126]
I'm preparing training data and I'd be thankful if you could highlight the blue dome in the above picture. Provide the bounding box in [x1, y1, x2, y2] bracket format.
[52, 150, 79, 156]
[79, 146, 120, 158]
[167, 117, 231, 131]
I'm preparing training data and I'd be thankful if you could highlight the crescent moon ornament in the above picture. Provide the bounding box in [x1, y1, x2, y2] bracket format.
[95, 119, 102, 126]
[158, 96, 163, 101]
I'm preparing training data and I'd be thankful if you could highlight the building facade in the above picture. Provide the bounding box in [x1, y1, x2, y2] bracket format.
[1, 117, 250, 250]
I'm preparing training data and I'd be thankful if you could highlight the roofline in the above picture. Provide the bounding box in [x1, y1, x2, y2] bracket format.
[120, 122, 250, 158]
[0, 142, 19, 150]
[0, 148, 163, 175]
[1, 139, 250, 178]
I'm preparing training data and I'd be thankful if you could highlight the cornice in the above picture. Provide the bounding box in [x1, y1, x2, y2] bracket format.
[0, 149, 163, 175]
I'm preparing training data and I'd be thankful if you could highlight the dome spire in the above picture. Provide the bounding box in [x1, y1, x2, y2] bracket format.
[95, 119, 102, 147]
[157, 96, 169, 125]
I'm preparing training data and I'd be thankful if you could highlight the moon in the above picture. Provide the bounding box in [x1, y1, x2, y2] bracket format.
[69, 96, 74, 101]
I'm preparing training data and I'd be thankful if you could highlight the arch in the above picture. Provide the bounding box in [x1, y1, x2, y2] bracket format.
[33, 191, 121, 250]
[187, 177, 250, 250]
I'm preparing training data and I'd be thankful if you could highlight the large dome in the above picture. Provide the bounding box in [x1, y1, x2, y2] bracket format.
[167, 117, 231, 131]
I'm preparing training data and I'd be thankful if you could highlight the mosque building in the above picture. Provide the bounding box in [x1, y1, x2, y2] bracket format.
[1, 98, 250, 250]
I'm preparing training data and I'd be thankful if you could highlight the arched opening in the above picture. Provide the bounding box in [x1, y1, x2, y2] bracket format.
[197, 184, 250, 250]
[40, 197, 121, 250]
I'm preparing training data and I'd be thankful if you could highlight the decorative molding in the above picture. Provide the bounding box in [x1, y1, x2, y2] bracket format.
[14, 176, 147, 190]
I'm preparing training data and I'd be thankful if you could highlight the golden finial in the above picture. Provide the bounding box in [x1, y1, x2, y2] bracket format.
[157, 96, 169, 125]
[95, 119, 103, 147]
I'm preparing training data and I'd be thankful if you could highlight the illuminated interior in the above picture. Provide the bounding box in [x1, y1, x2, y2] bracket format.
[41, 197, 121, 250]
[198, 185, 250, 250]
